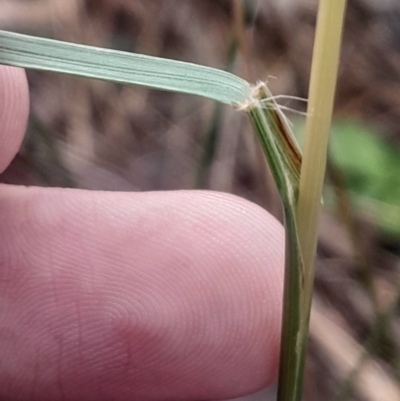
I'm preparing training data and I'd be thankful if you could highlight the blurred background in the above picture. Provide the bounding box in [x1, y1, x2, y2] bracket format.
[0, 0, 400, 400]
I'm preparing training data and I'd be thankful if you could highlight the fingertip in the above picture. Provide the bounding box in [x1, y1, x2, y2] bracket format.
[0, 66, 29, 172]
[0, 188, 284, 400]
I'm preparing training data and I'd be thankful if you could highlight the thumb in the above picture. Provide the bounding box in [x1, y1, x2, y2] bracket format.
[0, 66, 29, 173]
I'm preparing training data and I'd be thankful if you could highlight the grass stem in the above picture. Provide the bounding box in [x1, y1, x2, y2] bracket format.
[296, 0, 347, 318]
[266, 1, 348, 401]
[279, 1, 347, 400]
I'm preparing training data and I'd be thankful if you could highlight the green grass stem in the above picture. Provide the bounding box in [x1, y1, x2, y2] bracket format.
[289, 1, 347, 400]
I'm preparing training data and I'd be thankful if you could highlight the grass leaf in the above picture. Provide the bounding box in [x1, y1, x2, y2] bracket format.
[0, 29, 251, 105]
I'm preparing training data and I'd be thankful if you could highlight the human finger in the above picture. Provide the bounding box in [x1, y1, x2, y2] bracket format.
[0, 66, 29, 172]
[0, 187, 284, 401]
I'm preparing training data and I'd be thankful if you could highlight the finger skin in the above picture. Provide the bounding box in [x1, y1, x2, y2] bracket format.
[0, 187, 284, 401]
[0, 67, 29, 172]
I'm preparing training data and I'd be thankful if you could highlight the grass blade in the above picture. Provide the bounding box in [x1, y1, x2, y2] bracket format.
[0, 29, 251, 105]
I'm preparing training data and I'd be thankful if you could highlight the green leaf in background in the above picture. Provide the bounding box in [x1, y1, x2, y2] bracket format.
[294, 118, 400, 236]
[330, 120, 400, 237]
